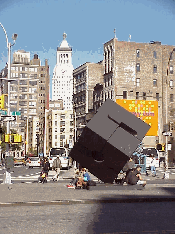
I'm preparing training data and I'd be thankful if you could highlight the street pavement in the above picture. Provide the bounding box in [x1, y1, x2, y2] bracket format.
[0, 166, 175, 205]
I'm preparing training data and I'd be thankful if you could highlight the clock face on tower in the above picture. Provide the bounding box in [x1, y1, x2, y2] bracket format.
[61, 69, 67, 74]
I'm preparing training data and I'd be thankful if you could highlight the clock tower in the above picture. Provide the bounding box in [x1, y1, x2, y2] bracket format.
[52, 32, 73, 110]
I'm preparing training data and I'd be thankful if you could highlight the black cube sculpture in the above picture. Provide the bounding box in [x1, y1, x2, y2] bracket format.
[70, 99, 150, 183]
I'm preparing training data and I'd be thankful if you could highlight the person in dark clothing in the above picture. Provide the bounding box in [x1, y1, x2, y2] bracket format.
[127, 165, 146, 187]
[43, 158, 50, 176]
[122, 157, 135, 184]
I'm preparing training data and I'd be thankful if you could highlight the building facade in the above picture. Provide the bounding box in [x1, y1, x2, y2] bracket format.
[9, 50, 49, 155]
[46, 100, 74, 152]
[52, 32, 73, 110]
[73, 61, 104, 139]
[102, 37, 175, 164]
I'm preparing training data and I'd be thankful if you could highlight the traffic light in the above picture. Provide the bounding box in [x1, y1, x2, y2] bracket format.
[11, 134, 22, 143]
[0, 94, 5, 109]
[4, 134, 10, 143]
[156, 143, 162, 151]
[169, 122, 174, 131]
[162, 144, 165, 151]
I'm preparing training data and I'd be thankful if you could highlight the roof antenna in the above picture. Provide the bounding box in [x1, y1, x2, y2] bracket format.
[114, 28, 116, 38]
[128, 34, 131, 42]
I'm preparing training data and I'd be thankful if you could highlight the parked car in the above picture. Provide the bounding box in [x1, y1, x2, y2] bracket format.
[28, 157, 41, 168]
[59, 156, 70, 169]
[14, 157, 26, 166]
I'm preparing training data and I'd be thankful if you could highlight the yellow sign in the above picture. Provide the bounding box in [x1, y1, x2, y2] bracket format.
[116, 99, 158, 136]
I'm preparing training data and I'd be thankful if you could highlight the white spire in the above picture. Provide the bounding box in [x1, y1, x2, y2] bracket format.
[60, 32, 69, 48]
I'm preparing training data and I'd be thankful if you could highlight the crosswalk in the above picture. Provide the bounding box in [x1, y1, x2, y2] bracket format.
[0, 170, 68, 184]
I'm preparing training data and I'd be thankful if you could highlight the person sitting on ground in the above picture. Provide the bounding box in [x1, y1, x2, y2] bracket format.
[67, 169, 80, 188]
[127, 165, 146, 187]
[76, 168, 91, 189]
[120, 157, 135, 184]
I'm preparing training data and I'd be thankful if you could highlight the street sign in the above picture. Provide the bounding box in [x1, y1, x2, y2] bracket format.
[0, 110, 7, 115]
[2, 116, 16, 121]
[162, 131, 172, 136]
[11, 111, 21, 116]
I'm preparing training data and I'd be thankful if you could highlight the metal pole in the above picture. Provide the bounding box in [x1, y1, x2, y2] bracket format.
[165, 77, 168, 170]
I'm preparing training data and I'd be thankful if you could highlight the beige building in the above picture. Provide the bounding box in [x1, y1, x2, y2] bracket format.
[9, 50, 50, 155]
[46, 100, 74, 153]
[28, 116, 39, 153]
[73, 61, 104, 138]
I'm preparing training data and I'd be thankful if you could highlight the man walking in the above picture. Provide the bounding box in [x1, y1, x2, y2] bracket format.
[52, 156, 61, 181]
[150, 155, 156, 177]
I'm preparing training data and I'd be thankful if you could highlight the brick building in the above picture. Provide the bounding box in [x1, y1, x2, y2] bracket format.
[73, 61, 104, 139]
[103, 37, 175, 164]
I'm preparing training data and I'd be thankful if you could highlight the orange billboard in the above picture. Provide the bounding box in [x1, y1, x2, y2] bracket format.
[116, 99, 158, 136]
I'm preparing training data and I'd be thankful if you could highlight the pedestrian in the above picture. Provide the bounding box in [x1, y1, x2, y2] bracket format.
[52, 156, 61, 181]
[127, 165, 146, 187]
[150, 155, 156, 177]
[43, 158, 50, 177]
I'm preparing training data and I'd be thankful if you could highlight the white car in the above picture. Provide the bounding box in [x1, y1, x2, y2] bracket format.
[28, 157, 41, 168]
[59, 156, 70, 169]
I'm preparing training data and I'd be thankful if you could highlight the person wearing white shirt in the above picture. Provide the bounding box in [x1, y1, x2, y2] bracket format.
[150, 155, 156, 176]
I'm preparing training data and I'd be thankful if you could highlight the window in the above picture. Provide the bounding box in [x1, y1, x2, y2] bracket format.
[156, 93, 159, 101]
[55, 121, 57, 126]
[170, 66, 173, 74]
[123, 91, 127, 99]
[108, 91, 110, 99]
[143, 92, 146, 100]
[111, 90, 113, 99]
[55, 135, 57, 139]
[60, 121, 65, 126]
[55, 142, 57, 146]
[105, 78, 107, 87]
[108, 78, 110, 86]
[153, 65, 157, 73]
[136, 49, 140, 58]
[136, 92, 139, 99]
[111, 76, 113, 85]
[70, 121, 73, 126]
[153, 51, 157, 59]
[170, 53, 173, 61]
[55, 128, 57, 132]
[136, 63, 140, 72]
[60, 135, 65, 139]
[136, 78, 140, 87]
[170, 94, 174, 102]
[153, 79, 157, 87]
[170, 80, 173, 88]
[60, 128, 65, 133]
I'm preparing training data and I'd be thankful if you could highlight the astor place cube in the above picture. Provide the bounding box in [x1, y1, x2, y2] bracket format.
[70, 99, 150, 183]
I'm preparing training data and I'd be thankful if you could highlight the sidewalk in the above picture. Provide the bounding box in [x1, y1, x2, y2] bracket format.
[0, 167, 175, 206]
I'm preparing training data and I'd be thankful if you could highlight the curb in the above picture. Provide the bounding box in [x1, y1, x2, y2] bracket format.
[0, 197, 175, 207]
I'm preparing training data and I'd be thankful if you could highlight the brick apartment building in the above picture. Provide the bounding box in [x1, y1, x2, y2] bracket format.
[73, 36, 175, 165]
[103, 37, 175, 164]
[73, 61, 104, 139]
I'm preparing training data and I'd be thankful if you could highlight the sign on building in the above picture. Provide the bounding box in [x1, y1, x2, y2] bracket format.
[116, 99, 158, 136]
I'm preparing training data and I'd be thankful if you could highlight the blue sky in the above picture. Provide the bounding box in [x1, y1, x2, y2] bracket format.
[0, 0, 175, 98]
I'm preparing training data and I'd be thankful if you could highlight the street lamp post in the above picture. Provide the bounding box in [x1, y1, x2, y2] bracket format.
[165, 48, 175, 172]
[0, 23, 17, 183]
